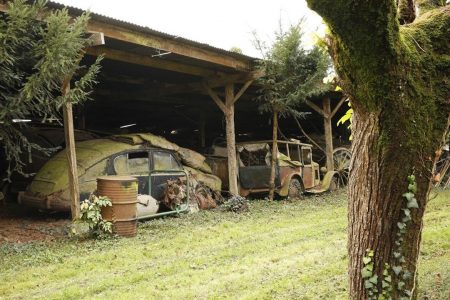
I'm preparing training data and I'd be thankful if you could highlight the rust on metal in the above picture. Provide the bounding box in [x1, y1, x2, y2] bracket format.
[98, 176, 138, 237]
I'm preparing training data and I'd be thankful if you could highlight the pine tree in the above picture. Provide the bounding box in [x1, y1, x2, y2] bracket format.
[0, 0, 102, 179]
[254, 22, 330, 200]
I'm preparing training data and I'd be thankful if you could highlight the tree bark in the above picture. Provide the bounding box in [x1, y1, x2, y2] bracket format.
[348, 107, 433, 299]
[268, 109, 278, 201]
[306, 1, 450, 298]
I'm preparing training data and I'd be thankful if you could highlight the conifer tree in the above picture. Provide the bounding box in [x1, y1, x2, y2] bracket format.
[0, 0, 102, 179]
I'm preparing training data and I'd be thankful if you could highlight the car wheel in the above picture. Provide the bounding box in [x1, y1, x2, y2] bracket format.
[329, 175, 339, 192]
[288, 178, 304, 200]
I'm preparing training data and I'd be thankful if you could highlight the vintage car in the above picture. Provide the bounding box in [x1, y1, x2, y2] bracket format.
[18, 133, 221, 217]
[207, 140, 340, 198]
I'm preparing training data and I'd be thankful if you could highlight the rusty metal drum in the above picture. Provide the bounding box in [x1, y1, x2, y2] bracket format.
[97, 176, 138, 237]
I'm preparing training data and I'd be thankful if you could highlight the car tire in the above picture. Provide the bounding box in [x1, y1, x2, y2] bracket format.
[329, 175, 339, 192]
[288, 178, 304, 200]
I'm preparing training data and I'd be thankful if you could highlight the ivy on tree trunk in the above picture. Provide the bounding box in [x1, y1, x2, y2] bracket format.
[306, 0, 450, 298]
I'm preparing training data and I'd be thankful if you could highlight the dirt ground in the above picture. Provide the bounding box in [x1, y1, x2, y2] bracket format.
[0, 202, 70, 244]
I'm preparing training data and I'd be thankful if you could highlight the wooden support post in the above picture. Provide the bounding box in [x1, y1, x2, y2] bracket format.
[62, 80, 80, 220]
[323, 97, 334, 172]
[225, 83, 239, 196]
[204, 80, 251, 196]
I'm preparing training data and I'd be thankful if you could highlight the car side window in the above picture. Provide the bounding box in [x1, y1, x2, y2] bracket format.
[289, 144, 301, 162]
[278, 144, 288, 157]
[113, 151, 150, 175]
[113, 154, 128, 175]
[153, 151, 181, 171]
[302, 147, 312, 165]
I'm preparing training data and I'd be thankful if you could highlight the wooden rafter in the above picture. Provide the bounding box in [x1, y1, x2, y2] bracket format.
[86, 47, 220, 77]
[305, 99, 327, 118]
[232, 80, 253, 105]
[330, 97, 347, 118]
[86, 20, 252, 71]
[159, 70, 263, 96]
[203, 83, 227, 114]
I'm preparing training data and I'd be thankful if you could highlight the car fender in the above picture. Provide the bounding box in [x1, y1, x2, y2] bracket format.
[278, 172, 303, 197]
[320, 171, 339, 191]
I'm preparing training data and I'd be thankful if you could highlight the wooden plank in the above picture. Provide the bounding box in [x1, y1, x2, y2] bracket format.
[87, 20, 252, 71]
[224, 83, 239, 195]
[159, 70, 263, 96]
[86, 47, 219, 77]
[232, 80, 253, 105]
[62, 80, 80, 220]
[323, 97, 334, 172]
[330, 97, 347, 118]
[204, 83, 227, 114]
[305, 99, 327, 118]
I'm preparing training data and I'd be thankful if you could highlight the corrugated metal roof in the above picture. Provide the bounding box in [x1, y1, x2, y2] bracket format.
[48, 1, 257, 62]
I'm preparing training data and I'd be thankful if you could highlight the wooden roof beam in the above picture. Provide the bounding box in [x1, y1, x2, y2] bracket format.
[87, 20, 253, 71]
[86, 46, 222, 77]
[157, 69, 263, 96]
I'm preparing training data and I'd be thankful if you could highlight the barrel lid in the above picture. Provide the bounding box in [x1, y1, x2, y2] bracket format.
[97, 175, 137, 182]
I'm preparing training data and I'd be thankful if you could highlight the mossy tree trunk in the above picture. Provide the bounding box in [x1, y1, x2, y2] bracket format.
[269, 109, 279, 201]
[306, 0, 449, 298]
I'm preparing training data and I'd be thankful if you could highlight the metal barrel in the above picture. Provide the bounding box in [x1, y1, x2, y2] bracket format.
[97, 176, 138, 237]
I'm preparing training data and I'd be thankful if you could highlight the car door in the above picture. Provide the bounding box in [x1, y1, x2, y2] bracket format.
[301, 146, 314, 189]
[238, 143, 280, 190]
[112, 150, 151, 194]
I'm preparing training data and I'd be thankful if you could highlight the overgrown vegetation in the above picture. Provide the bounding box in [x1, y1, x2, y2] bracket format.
[0, 0, 102, 179]
[221, 195, 249, 213]
[0, 190, 448, 299]
[72, 194, 112, 238]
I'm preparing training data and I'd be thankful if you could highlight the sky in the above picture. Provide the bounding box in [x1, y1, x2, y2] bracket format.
[53, 0, 324, 57]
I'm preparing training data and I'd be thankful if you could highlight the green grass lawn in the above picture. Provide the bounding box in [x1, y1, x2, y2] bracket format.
[1, 189, 449, 299]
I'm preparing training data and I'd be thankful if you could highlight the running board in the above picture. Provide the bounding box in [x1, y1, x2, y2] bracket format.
[305, 188, 328, 194]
